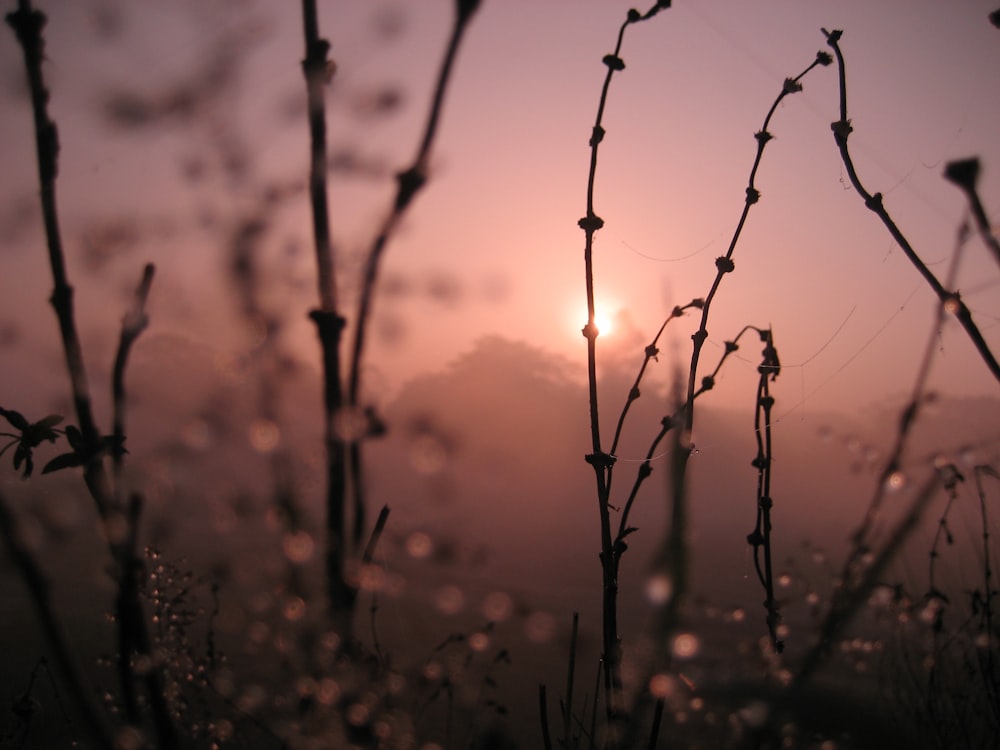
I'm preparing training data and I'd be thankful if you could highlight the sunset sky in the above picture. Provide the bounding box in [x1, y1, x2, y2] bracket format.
[2, 5, 1000, 743]
[1, 0, 998, 422]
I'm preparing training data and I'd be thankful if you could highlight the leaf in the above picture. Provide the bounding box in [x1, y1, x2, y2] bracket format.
[64, 425, 83, 450]
[14, 443, 32, 477]
[42, 452, 84, 475]
[0, 407, 29, 431]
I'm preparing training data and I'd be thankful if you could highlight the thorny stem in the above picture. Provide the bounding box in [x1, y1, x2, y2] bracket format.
[744, 185, 975, 749]
[579, 4, 670, 730]
[684, 52, 830, 435]
[608, 299, 703, 459]
[747, 329, 783, 653]
[612, 324, 757, 556]
[822, 28, 1000, 384]
[7, 4, 176, 745]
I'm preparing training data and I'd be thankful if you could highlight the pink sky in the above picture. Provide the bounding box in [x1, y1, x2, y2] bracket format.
[1, 0, 998, 420]
[2, 6, 999, 744]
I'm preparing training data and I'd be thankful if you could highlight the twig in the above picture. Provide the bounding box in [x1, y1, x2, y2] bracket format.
[564, 612, 579, 749]
[539, 684, 554, 750]
[345, 0, 481, 572]
[822, 29, 1000, 383]
[647, 698, 664, 750]
[683, 50, 832, 434]
[112, 263, 154, 485]
[943, 158, 1000, 272]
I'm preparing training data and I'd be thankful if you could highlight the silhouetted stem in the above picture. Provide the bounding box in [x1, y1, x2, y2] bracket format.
[112, 263, 154, 485]
[348, 3, 479, 406]
[684, 52, 830, 434]
[608, 299, 702, 458]
[564, 611, 579, 747]
[579, 5, 670, 731]
[539, 684, 554, 750]
[0, 491, 116, 750]
[6, 1, 110, 515]
[647, 698, 665, 750]
[822, 29, 1000, 384]
[974, 465, 1000, 698]
[845, 220, 966, 563]
[797, 472, 942, 686]
[7, 6, 175, 744]
[361, 504, 390, 565]
[299, 0, 353, 633]
[943, 157, 1000, 272]
[341, 1, 479, 622]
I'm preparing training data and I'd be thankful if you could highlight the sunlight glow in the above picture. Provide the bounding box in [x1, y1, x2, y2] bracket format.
[594, 311, 613, 337]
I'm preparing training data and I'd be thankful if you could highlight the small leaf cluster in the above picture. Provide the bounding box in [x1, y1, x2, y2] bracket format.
[0, 407, 63, 478]
[0, 406, 125, 478]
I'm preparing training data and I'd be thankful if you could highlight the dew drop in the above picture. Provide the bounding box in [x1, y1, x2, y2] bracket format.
[434, 585, 464, 615]
[524, 611, 557, 643]
[236, 684, 267, 713]
[648, 673, 675, 698]
[248, 419, 280, 453]
[214, 719, 234, 742]
[358, 564, 385, 592]
[332, 407, 369, 442]
[777, 573, 792, 588]
[114, 726, 144, 750]
[181, 419, 212, 450]
[405, 531, 434, 560]
[423, 661, 443, 681]
[346, 703, 370, 727]
[869, 585, 894, 609]
[886, 471, 906, 491]
[317, 678, 340, 706]
[671, 632, 700, 660]
[283, 530, 315, 564]
[739, 701, 770, 728]
[469, 632, 490, 652]
[282, 596, 306, 622]
[482, 591, 514, 622]
[411, 434, 448, 475]
[645, 574, 673, 605]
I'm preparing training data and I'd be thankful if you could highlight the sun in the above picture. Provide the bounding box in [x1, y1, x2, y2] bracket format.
[594, 311, 613, 337]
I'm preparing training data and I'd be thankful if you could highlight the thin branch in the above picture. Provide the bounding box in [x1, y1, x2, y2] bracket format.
[822, 29, 1000, 383]
[683, 50, 832, 434]
[112, 263, 154, 484]
[577, 5, 672, 729]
